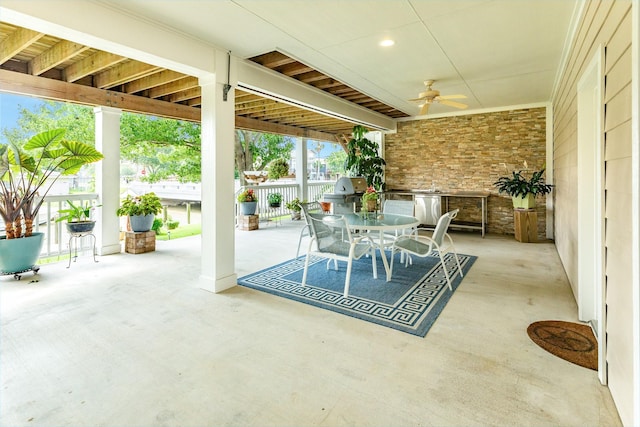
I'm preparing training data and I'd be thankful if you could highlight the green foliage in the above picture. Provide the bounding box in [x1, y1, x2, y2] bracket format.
[152, 217, 164, 233]
[493, 169, 553, 198]
[0, 128, 103, 238]
[237, 188, 257, 202]
[235, 130, 295, 183]
[267, 158, 289, 180]
[55, 200, 101, 223]
[326, 150, 347, 176]
[165, 219, 180, 230]
[345, 125, 385, 191]
[285, 197, 304, 212]
[267, 192, 283, 205]
[116, 192, 163, 216]
[361, 186, 379, 203]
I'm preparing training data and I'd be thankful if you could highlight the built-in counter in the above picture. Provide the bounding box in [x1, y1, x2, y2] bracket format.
[384, 190, 490, 237]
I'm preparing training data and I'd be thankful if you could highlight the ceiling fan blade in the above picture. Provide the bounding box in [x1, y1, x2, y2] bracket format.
[408, 96, 427, 102]
[419, 103, 430, 115]
[438, 94, 467, 100]
[439, 99, 468, 109]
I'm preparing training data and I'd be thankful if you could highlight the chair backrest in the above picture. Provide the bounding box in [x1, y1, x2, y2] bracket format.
[382, 199, 415, 216]
[306, 213, 350, 254]
[431, 209, 459, 246]
[300, 201, 321, 222]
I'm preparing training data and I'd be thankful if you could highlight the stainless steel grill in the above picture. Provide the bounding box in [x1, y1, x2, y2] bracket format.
[323, 177, 367, 214]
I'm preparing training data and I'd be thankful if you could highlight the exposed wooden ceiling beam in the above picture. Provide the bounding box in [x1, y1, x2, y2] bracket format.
[63, 51, 125, 82]
[125, 69, 185, 94]
[236, 115, 339, 142]
[0, 27, 44, 64]
[94, 60, 160, 89]
[0, 69, 200, 122]
[29, 39, 89, 76]
[148, 76, 198, 98]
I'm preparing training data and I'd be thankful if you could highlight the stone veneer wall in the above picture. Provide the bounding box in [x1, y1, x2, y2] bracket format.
[384, 107, 548, 238]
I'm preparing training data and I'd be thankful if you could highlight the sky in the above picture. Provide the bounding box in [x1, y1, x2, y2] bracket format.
[0, 93, 44, 143]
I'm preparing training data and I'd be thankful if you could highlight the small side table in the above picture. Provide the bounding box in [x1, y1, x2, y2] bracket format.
[513, 209, 538, 243]
[67, 231, 98, 268]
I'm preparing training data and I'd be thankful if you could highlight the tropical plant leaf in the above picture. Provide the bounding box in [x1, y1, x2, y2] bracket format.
[23, 128, 66, 150]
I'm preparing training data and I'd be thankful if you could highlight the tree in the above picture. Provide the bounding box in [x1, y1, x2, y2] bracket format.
[234, 130, 294, 184]
[326, 149, 347, 177]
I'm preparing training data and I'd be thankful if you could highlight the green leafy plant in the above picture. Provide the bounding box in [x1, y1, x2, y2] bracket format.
[361, 186, 378, 203]
[55, 200, 101, 223]
[237, 188, 257, 202]
[116, 192, 163, 216]
[493, 168, 553, 198]
[345, 125, 386, 191]
[267, 192, 283, 206]
[285, 197, 304, 212]
[152, 217, 164, 233]
[166, 219, 180, 230]
[0, 128, 103, 239]
[267, 158, 289, 180]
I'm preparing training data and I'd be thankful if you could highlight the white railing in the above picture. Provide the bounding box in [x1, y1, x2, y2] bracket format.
[235, 181, 335, 224]
[35, 193, 100, 259]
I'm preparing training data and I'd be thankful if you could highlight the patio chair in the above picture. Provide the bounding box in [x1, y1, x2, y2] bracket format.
[296, 202, 323, 257]
[379, 199, 416, 246]
[390, 209, 463, 290]
[302, 213, 378, 298]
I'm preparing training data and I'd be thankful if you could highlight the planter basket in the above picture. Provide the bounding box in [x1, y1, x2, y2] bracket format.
[512, 194, 536, 209]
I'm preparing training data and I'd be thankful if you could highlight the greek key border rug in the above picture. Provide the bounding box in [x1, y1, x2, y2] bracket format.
[238, 252, 476, 337]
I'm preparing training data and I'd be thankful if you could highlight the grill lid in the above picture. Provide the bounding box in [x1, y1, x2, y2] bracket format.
[333, 177, 367, 195]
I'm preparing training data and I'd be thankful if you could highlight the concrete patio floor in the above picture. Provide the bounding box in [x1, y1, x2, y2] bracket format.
[1, 218, 621, 426]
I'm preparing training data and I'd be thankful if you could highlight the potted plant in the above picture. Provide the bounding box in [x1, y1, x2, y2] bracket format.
[116, 192, 163, 232]
[493, 166, 553, 209]
[267, 158, 289, 180]
[55, 200, 101, 233]
[237, 188, 258, 216]
[361, 186, 379, 212]
[267, 192, 283, 208]
[285, 197, 303, 220]
[345, 125, 386, 191]
[0, 129, 103, 275]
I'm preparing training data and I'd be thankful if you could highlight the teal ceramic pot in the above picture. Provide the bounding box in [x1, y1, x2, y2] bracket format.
[0, 232, 45, 273]
[240, 202, 257, 216]
[129, 214, 155, 232]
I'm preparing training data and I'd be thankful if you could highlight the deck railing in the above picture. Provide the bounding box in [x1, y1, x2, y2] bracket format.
[235, 181, 335, 225]
[32, 193, 101, 260]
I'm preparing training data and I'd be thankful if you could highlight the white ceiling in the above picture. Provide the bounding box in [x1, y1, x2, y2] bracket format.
[96, 0, 578, 117]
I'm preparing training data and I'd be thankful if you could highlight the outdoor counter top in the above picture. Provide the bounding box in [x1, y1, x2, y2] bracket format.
[386, 189, 491, 197]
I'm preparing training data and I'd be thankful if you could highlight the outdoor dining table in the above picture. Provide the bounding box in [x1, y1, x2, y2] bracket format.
[341, 212, 420, 281]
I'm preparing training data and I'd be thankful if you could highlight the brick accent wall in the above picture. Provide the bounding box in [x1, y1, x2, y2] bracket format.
[384, 107, 548, 238]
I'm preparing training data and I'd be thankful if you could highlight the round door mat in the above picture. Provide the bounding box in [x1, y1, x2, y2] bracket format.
[527, 320, 597, 370]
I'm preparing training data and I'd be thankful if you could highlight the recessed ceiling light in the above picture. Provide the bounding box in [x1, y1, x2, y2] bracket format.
[379, 39, 395, 47]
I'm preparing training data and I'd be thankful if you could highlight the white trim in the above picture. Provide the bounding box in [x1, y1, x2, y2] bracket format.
[398, 101, 549, 122]
[546, 105, 554, 240]
[576, 46, 606, 384]
[550, 0, 588, 102]
[630, 2, 640, 425]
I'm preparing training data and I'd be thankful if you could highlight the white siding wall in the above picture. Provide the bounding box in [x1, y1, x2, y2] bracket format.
[553, 1, 635, 424]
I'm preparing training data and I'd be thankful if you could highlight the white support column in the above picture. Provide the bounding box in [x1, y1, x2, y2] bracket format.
[94, 106, 122, 255]
[199, 51, 237, 292]
[295, 137, 308, 201]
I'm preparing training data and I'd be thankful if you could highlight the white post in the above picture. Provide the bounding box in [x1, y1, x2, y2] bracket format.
[295, 137, 308, 201]
[199, 51, 237, 292]
[94, 106, 121, 255]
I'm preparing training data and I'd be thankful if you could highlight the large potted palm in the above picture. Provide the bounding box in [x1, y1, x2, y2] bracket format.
[0, 129, 104, 275]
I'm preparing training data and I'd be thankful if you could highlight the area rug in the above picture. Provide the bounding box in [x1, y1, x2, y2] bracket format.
[527, 320, 598, 370]
[238, 252, 476, 337]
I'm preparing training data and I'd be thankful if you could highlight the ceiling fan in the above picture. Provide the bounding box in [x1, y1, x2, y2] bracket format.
[409, 80, 468, 115]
